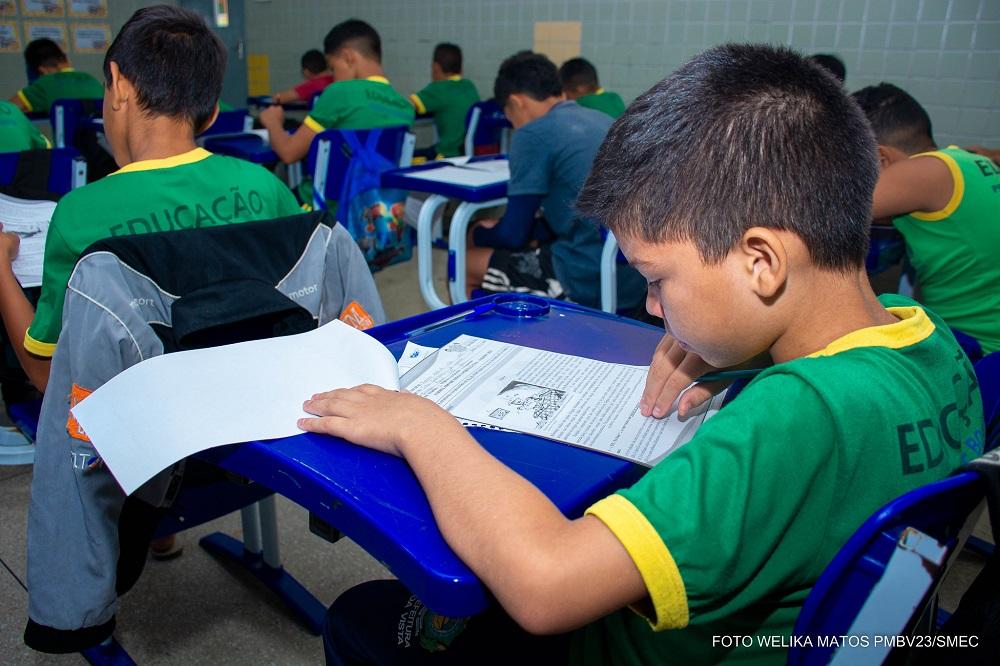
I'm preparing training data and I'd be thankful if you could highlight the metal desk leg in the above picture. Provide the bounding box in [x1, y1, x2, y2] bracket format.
[448, 197, 508, 305]
[417, 194, 450, 310]
[600, 231, 619, 314]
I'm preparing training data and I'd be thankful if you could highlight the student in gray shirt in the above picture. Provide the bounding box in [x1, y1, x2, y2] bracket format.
[468, 52, 645, 311]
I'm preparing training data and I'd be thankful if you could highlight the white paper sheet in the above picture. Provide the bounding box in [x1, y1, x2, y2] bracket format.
[0, 194, 56, 288]
[396, 341, 439, 377]
[71, 320, 400, 495]
[462, 160, 510, 179]
[403, 164, 509, 187]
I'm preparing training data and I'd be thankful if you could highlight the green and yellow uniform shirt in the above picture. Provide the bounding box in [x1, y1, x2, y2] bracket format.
[575, 89, 626, 119]
[25, 148, 301, 356]
[410, 76, 480, 157]
[303, 76, 415, 134]
[0, 100, 50, 151]
[574, 294, 984, 665]
[892, 146, 1000, 353]
[17, 68, 103, 114]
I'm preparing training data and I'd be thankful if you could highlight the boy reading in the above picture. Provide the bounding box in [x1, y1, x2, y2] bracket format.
[301, 45, 984, 665]
[0, 6, 301, 396]
[408, 43, 480, 158]
[468, 52, 644, 310]
[10, 38, 103, 114]
[259, 19, 414, 165]
[853, 83, 1000, 353]
[271, 49, 335, 106]
[559, 57, 626, 119]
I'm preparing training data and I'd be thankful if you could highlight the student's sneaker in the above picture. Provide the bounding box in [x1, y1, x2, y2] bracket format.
[149, 534, 184, 561]
[80, 635, 137, 666]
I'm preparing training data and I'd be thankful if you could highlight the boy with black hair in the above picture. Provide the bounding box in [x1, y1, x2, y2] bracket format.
[9, 38, 103, 114]
[271, 49, 335, 106]
[260, 19, 414, 165]
[408, 42, 480, 158]
[302, 44, 983, 665]
[853, 82, 1000, 353]
[558, 57, 626, 119]
[468, 51, 644, 310]
[0, 5, 301, 397]
[809, 53, 846, 83]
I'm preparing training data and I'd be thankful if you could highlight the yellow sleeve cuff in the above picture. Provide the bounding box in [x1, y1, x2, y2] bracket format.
[17, 89, 33, 112]
[24, 331, 56, 358]
[302, 115, 325, 134]
[586, 494, 689, 631]
[410, 94, 427, 115]
[909, 150, 965, 222]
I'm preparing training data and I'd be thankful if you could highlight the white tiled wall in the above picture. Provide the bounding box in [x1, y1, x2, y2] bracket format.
[246, 0, 1000, 147]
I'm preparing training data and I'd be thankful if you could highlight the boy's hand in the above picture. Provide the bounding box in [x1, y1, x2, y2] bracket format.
[0, 225, 21, 262]
[258, 104, 285, 130]
[641, 334, 720, 419]
[299, 385, 458, 457]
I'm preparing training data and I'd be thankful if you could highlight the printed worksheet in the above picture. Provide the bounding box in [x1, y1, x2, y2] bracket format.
[0, 193, 56, 288]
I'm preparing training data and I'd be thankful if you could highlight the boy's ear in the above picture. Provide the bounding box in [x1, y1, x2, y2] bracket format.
[738, 227, 787, 300]
[876, 145, 892, 170]
[196, 103, 221, 135]
[108, 61, 135, 112]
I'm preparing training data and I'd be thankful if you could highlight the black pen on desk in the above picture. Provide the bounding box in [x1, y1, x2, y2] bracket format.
[695, 368, 765, 383]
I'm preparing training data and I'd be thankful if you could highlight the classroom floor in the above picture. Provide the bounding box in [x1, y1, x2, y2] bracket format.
[0, 251, 993, 664]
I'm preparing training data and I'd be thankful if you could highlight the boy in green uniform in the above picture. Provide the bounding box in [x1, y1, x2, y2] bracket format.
[260, 19, 414, 165]
[854, 83, 1000, 354]
[0, 6, 300, 394]
[0, 100, 50, 151]
[9, 38, 103, 114]
[302, 45, 985, 665]
[409, 43, 480, 158]
[559, 57, 626, 119]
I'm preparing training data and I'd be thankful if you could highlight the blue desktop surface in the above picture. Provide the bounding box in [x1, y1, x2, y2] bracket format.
[380, 156, 508, 202]
[203, 133, 278, 164]
[199, 296, 657, 616]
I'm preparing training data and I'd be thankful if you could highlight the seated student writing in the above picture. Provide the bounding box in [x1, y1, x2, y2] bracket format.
[853, 83, 1000, 354]
[468, 52, 644, 310]
[558, 57, 626, 119]
[0, 100, 50, 151]
[408, 42, 480, 159]
[259, 19, 414, 165]
[300, 45, 983, 665]
[9, 38, 103, 114]
[0, 5, 301, 396]
[271, 49, 335, 106]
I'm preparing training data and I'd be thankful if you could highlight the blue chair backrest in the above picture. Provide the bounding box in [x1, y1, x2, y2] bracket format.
[865, 225, 906, 275]
[304, 126, 408, 210]
[199, 109, 253, 137]
[789, 472, 986, 665]
[464, 100, 511, 156]
[952, 328, 984, 364]
[975, 352, 1000, 452]
[49, 98, 102, 149]
[0, 147, 86, 194]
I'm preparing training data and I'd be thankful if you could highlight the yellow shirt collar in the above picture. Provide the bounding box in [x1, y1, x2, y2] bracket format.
[807, 306, 935, 358]
[366, 76, 390, 85]
[111, 147, 212, 176]
[446, 75, 462, 81]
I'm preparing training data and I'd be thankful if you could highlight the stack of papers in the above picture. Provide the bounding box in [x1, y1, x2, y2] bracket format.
[0, 193, 56, 288]
[406, 160, 510, 187]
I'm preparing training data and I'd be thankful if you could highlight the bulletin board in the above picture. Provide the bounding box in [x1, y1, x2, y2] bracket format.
[4, 0, 109, 58]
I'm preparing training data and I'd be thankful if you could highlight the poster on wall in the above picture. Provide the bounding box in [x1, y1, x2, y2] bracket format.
[68, 0, 105, 18]
[71, 22, 108, 52]
[0, 0, 18, 16]
[24, 21, 66, 47]
[20, 0, 64, 18]
[213, 0, 229, 28]
[0, 21, 20, 52]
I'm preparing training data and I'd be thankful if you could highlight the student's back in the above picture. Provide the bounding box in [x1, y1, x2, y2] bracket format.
[410, 43, 480, 158]
[575, 88, 626, 119]
[303, 76, 414, 133]
[0, 100, 49, 151]
[17, 69, 103, 114]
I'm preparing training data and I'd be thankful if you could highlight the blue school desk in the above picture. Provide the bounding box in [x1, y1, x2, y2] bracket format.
[382, 158, 509, 309]
[198, 295, 654, 616]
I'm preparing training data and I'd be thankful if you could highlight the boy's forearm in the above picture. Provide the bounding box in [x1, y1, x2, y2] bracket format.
[0, 266, 49, 392]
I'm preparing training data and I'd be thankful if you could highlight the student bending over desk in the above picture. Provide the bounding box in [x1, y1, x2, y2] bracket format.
[468, 51, 644, 311]
[300, 45, 984, 665]
[408, 42, 480, 159]
[271, 49, 334, 107]
[0, 100, 50, 152]
[853, 83, 1000, 354]
[9, 38, 103, 115]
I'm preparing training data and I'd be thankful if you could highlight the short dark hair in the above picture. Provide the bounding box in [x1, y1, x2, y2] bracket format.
[301, 49, 326, 74]
[577, 44, 877, 272]
[323, 19, 381, 62]
[24, 38, 67, 74]
[852, 83, 935, 154]
[433, 43, 462, 74]
[809, 54, 846, 83]
[103, 6, 225, 132]
[494, 52, 563, 108]
[559, 57, 599, 90]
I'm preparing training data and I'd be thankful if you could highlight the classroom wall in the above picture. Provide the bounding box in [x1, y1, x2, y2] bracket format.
[247, 0, 1000, 147]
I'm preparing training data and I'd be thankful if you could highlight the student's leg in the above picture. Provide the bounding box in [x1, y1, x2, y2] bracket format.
[323, 580, 570, 666]
[466, 247, 494, 297]
[479, 248, 566, 300]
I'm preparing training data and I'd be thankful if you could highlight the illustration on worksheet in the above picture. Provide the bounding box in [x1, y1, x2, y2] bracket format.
[491, 381, 568, 428]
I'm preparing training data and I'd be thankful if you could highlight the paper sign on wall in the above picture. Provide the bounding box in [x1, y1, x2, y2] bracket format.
[71, 22, 108, 52]
[0, 0, 18, 16]
[68, 0, 105, 18]
[247, 53, 270, 96]
[24, 20, 65, 46]
[20, 0, 63, 17]
[0, 21, 20, 51]
[533, 20, 581, 67]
